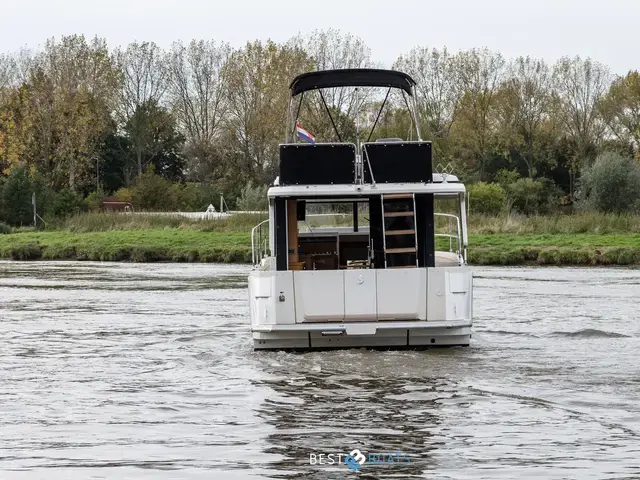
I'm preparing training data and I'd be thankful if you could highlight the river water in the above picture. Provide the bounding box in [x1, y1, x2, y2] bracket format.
[1, 261, 639, 480]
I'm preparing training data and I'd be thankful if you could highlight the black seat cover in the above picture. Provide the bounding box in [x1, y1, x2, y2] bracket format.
[363, 141, 433, 183]
[279, 143, 356, 185]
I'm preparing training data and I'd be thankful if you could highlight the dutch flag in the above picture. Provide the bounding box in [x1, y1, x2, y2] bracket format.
[296, 123, 315, 144]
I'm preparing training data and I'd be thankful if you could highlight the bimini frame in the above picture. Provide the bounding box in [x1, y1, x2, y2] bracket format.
[284, 68, 423, 144]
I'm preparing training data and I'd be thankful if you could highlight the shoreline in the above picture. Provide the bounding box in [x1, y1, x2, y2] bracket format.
[1, 229, 640, 266]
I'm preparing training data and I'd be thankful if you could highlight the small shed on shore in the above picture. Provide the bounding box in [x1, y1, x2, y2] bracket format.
[101, 197, 134, 212]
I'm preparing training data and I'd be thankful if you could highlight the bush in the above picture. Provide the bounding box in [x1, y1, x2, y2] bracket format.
[580, 152, 640, 213]
[468, 182, 505, 215]
[237, 181, 268, 212]
[0, 222, 11, 234]
[114, 187, 133, 203]
[171, 182, 219, 211]
[51, 189, 87, 218]
[130, 171, 176, 211]
[128, 174, 221, 212]
[494, 169, 520, 187]
[504, 177, 557, 215]
[85, 191, 106, 211]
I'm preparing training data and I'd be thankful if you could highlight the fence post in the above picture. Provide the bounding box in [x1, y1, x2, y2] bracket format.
[32, 192, 37, 228]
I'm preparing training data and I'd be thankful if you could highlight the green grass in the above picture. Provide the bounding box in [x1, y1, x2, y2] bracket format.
[0, 230, 251, 263]
[2, 211, 640, 266]
[468, 234, 640, 266]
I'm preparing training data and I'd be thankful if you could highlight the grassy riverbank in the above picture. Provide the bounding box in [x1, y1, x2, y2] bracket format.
[1, 212, 640, 266]
[468, 234, 640, 265]
[0, 230, 252, 263]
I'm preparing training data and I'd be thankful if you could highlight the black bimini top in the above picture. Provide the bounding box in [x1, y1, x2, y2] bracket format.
[289, 69, 417, 97]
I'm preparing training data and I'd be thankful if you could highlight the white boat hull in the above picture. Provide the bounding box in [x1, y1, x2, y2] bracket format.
[248, 265, 472, 350]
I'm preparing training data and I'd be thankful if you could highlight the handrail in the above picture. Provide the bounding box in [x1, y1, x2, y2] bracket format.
[251, 213, 462, 265]
[251, 219, 270, 265]
[434, 213, 461, 255]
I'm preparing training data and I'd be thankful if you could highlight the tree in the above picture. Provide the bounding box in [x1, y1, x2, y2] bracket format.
[394, 47, 462, 156]
[451, 48, 506, 178]
[0, 53, 17, 104]
[492, 57, 555, 177]
[302, 29, 372, 110]
[580, 151, 640, 213]
[115, 41, 169, 177]
[552, 56, 612, 196]
[0, 165, 37, 226]
[123, 100, 185, 182]
[99, 128, 129, 192]
[600, 71, 640, 156]
[372, 106, 413, 142]
[223, 40, 312, 184]
[0, 52, 34, 175]
[168, 40, 231, 181]
[12, 35, 121, 192]
[6, 69, 56, 178]
[293, 30, 371, 141]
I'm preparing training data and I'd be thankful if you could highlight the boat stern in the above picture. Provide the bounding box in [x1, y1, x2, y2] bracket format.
[249, 266, 472, 350]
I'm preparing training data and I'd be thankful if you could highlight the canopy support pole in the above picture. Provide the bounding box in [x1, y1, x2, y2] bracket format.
[366, 87, 391, 143]
[291, 91, 305, 142]
[319, 90, 343, 142]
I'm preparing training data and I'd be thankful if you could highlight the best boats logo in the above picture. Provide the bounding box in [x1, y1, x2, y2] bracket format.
[310, 448, 411, 471]
[344, 449, 367, 471]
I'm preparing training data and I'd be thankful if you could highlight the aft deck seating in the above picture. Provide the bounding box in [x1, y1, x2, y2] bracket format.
[279, 143, 356, 185]
[362, 141, 433, 184]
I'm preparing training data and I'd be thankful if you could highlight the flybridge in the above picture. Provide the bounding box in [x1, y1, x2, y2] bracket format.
[280, 69, 433, 187]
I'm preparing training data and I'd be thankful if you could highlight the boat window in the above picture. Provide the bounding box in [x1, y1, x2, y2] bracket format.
[300, 202, 369, 232]
[295, 200, 371, 270]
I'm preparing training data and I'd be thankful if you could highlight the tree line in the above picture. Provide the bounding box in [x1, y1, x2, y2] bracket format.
[0, 29, 639, 220]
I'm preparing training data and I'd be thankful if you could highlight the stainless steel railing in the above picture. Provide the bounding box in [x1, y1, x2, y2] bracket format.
[434, 213, 462, 254]
[251, 219, 270, 266]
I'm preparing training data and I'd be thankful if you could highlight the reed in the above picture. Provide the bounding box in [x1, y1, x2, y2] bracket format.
[52, 211, 267, 233]
[468, 212, 640, 235]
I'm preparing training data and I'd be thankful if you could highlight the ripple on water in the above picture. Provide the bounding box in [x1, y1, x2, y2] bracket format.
[1, 261, 640, 479]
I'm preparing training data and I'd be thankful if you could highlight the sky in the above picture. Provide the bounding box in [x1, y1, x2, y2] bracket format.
[1, 0, 637, 75]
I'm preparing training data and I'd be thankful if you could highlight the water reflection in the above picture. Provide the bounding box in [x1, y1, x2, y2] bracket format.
[251, 352, 462, 479]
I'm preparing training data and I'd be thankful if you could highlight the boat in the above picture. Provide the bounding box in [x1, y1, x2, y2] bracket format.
[248, 68, 473, 350]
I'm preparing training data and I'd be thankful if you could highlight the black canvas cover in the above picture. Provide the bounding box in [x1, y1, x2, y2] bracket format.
[279, 143, 356, 185]
[362, 141, 433, 184]
[290, 69, 416, 97]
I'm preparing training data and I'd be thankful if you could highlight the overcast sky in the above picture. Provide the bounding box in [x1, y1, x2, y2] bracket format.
[1, 0, 636, 74]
